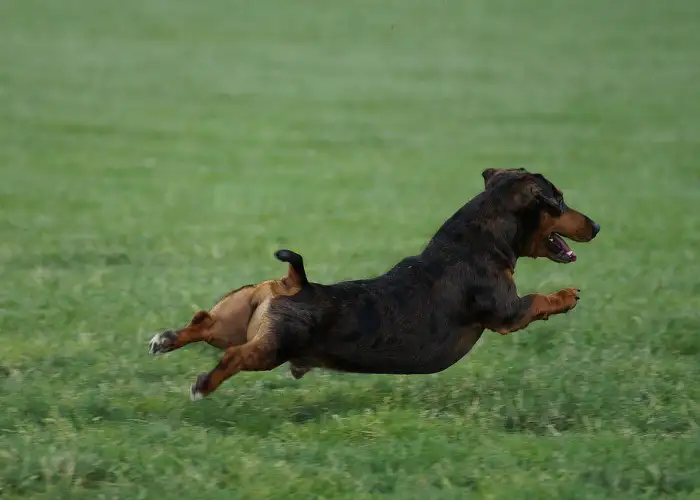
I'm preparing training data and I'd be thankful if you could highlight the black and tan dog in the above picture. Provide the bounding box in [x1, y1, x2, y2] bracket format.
[148, 168, 600, 400]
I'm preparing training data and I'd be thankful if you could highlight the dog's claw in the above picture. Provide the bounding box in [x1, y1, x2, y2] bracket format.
[556, 287, 581, 312]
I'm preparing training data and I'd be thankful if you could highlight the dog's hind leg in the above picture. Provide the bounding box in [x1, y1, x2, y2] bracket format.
[189, 336, 282, 400]
[489, 288, 580, 335]
[189, 299, 286, 400]
[148, 286, 257, 356]
[149, 310, 220, 355]
[149, 250, 309, 359]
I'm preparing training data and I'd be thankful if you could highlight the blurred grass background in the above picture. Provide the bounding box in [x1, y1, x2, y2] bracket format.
[1, 0, 699, 498]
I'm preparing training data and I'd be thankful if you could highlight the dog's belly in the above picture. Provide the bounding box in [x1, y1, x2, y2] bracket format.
[308, 325, 485, 375]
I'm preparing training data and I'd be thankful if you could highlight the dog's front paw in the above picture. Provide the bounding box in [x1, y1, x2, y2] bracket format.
[148, 330, 177, 356]
[189, 373, 209, 402]
[555, 288, 580, 312]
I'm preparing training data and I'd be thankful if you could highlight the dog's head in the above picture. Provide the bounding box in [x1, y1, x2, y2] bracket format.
[482, 168, 600, 263]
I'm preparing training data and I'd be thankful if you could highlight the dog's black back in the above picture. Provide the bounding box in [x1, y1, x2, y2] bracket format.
[270, 194, 517, 373]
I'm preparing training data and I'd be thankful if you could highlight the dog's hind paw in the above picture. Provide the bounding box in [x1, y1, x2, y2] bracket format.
[148, 330, 177, 356]
[189, 384, 204, 402]
[289, 364, 311, 380]
[189, 373, 208, 402]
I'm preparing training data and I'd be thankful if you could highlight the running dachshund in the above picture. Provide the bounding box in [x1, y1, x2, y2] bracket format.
[148, 168, 600, 400]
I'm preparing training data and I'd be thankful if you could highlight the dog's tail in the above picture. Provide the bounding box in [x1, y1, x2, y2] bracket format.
[274, 249, 309, 288]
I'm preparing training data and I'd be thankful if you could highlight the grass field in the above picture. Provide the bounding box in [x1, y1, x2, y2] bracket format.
[1, 0, 700, 498]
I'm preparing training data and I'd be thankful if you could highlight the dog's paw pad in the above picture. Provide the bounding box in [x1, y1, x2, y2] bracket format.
[148, 331, 176, 356]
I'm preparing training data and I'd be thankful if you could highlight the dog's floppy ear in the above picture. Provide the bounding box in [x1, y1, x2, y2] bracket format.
[515, 175, 563, 214]
[538, 191, 563, 214]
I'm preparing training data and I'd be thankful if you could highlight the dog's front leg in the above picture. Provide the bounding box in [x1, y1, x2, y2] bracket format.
[490, 288, 580, 335]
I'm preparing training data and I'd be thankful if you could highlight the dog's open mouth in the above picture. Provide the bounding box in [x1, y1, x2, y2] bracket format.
[546, 233, 577, 263]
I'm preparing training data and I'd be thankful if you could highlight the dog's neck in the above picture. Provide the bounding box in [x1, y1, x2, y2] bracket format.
[489, 208, 541, 268]
[475, 212, 523, 270]
[426, 195, 541, 271]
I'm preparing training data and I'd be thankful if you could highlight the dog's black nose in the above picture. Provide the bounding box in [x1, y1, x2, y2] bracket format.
[591, 221, 601, 238]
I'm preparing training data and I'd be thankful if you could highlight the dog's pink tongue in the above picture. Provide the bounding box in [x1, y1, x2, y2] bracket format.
[556, 236, 576, 262]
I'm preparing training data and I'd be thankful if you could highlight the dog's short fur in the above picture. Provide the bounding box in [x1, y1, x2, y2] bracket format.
[149, 168, 600, 400]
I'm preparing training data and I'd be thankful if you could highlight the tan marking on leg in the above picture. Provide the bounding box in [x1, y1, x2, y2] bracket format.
[190, 298, 283, 398]
[497, 288, 579, 335]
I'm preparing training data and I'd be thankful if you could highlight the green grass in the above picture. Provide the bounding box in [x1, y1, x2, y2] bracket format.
[1, 0, 700, 498]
